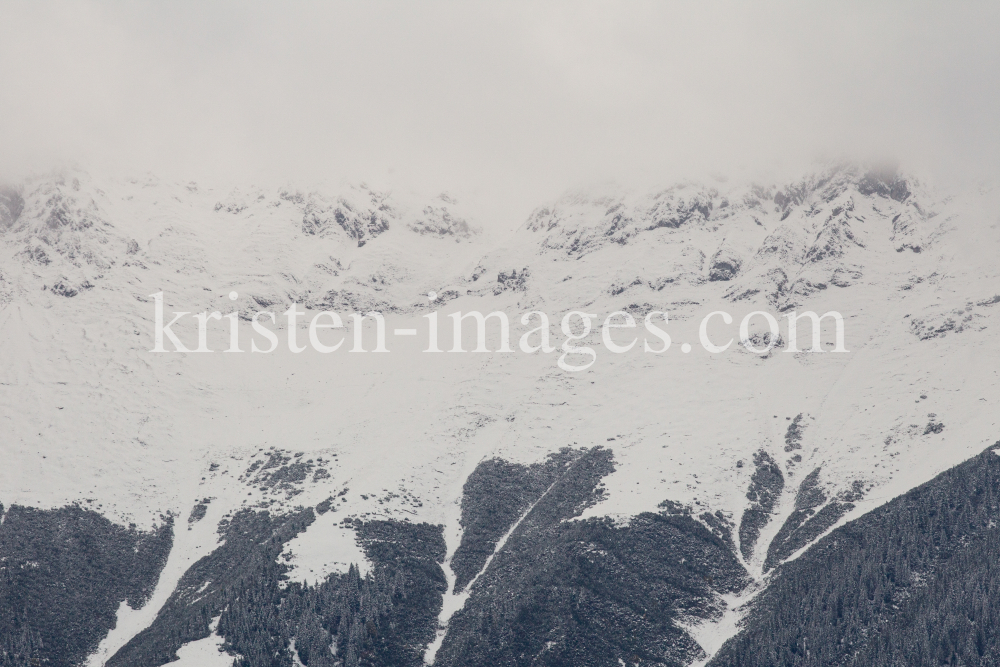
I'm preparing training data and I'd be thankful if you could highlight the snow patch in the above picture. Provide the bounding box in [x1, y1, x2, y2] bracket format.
[171, 617, 233, 667]
[281, 512, 371, 584]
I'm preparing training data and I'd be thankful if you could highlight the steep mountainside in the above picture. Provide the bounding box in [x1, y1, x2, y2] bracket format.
[1, 163, 999, 666]
[710, 444, 1000, 667]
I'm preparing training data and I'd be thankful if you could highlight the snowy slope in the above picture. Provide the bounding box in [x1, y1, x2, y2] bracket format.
[1, 164, 999, 664]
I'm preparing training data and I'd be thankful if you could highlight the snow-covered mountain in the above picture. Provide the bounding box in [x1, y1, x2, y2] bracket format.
[1, 163, 999, 667]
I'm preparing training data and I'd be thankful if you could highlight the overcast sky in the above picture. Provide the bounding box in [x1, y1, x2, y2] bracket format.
[2, 2, 999, 224]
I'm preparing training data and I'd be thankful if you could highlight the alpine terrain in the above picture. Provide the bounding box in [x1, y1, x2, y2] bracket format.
[1, 163, 1000, 667]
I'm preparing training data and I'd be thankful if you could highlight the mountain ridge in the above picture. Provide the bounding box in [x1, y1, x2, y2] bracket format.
[1, 162, 999, 665]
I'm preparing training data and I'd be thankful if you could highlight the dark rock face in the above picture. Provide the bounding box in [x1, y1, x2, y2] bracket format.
[0, 505, 173, 667]
[708, 254, 742, 282]
[804, 214, 864, 264]
[410, 199, 474, 238]
[857, 166, 911, 203]
[646, 197, 714, 231]
[610, 276, 644, 296]
[773, 182, 809, 219]
[738, 450, 785, 560]
[711, 444, 1000, 667]
[49, 280, 93, 297]
[435, 447, 750, 667]
[301, 190, 393, 247]
[525, 186, 719, 256]
[0, 186, 24, 229]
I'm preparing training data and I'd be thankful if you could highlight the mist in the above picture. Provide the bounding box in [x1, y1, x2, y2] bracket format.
[2, 1, 999, 228]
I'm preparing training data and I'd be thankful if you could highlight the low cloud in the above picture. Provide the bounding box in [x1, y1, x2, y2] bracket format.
[2, 1, 999, 227]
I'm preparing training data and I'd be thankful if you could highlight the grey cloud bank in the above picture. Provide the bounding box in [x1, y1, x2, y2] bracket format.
[2, 2, 1000, 229]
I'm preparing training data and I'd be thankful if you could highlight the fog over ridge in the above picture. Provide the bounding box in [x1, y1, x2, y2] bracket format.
[2, 2, 999, 229]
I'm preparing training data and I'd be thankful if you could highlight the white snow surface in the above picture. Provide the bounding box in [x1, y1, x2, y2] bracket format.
[169, 617, 233, 667]
[1, 165, 999, 664]
[282, 515, 372, 584]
